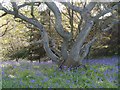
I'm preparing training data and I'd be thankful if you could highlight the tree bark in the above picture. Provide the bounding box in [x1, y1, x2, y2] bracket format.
[0, 2, 119, 70]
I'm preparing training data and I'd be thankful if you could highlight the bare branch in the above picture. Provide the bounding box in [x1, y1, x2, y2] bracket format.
[102, 20, 119, 31]
[46, 2, 71, 61]
[82, 2, 96, 20]
[61, 2, 82, 13]
[18, 2, 41, 9]
[0, 20, 11, 37]
[67, 4, 74, 37]
[61, 40, 69, 60]
[93, 2, 119, 21]
[42, 32, 59, 63]
[0, 21, 10, 28]
[0, 2, 59, 63]
[0, 26, 13, 37]
[45, 2, 71, 40]
[15, 19, 37, 30]
[31, 2, 35, 18]
[50, 47, 61, 58]
[69, 20, 94, 62]
[83, 2, 96, 13]
[78, 17, 83, 32]
[0, 27, 8, 37]
[61, 2, 96, 20]
[0, 12, 7, 18]
[80, 36, 97, 62]
[11, 2, 18, 18]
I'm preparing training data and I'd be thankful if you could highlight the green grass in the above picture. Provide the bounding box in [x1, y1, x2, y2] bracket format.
[2, 63, 118, 88]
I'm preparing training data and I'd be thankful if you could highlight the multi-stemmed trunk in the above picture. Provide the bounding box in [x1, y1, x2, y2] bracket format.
[0, 2, 119, 69]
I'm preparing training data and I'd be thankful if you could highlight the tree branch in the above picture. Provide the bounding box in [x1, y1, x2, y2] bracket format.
[18, 2, 41, 9]
[79, 36, 97, 62]
[0, 26, 13, 37]
[11, 2, 18, 18]
[0, 12, 7, 18]
[0, 21, 10, 28]
[93, 2, 119, 21]
[45, 2, 71, 40]
[61, 2, 82, 13]
[82, 2, 96, 21]
[42, 32, 59, 63]
[31, 2, 35, 18]
[0, 20, 11, 37]
[0, 2, 59, 63]
[69, 20, 94, 62]
[102, 20, 119, 31]
[45, 2, 72, 61]
[61, 40, 69, 60]
[83, 2, 96, 13]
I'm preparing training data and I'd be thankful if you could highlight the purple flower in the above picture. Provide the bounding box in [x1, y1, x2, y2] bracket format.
[67, 68, 71, 72]
[81, 71, 85, 75]
[30, 79, 35, 83]
[70, 85, 72, 88]
[13, 65, 17, 68]
[19, 80, 23, 85]
[93, 69, 97, 73]
[66, 80, 70, 83]
[2, 71, 4, 75]
[104, 69, 109, 76]
[63, 66, 67, 69]
[50, 76, 52, 78]
[108, 76, 114, 82]
[43, 77, 49, 82]
[30, 86, 33, 88]
[90, 67, 93, 70]
[35, 72, 41, 76]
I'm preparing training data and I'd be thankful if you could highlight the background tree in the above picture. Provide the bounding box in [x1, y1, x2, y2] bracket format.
[0, 14, 29, 61]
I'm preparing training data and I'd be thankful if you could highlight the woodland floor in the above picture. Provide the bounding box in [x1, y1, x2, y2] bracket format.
[0, 56, 118, 67]
[0, 56, 119, 88]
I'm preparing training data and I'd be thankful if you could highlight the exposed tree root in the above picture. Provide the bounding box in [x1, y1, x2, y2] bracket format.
[58, 59, 87, 70]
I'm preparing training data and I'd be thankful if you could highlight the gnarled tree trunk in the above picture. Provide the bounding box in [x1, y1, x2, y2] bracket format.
[0, 1, 119, 69]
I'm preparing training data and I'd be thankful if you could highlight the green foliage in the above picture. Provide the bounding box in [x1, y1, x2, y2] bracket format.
[0, 2, 119, 61]
[9, 47, 29, 60]
[2, 62, 118, 88]
[0, 16, 29, 61]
